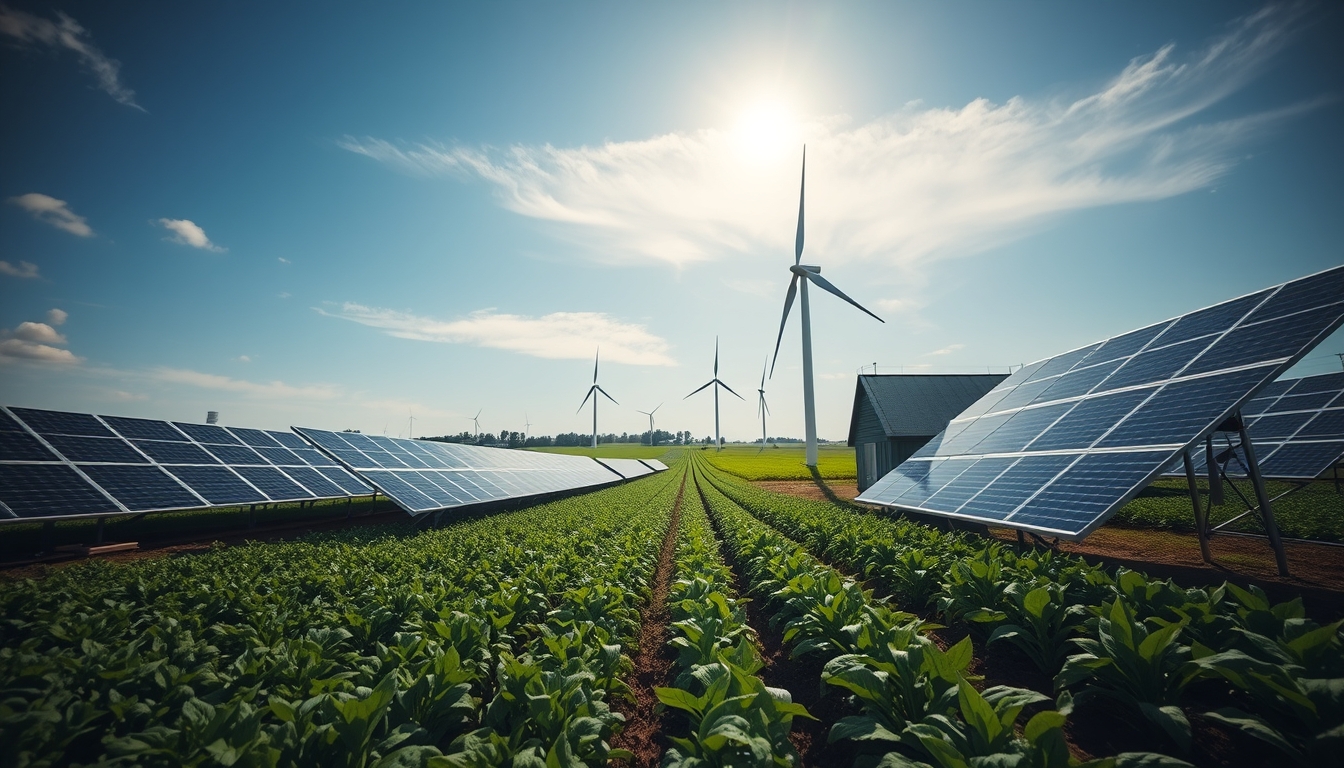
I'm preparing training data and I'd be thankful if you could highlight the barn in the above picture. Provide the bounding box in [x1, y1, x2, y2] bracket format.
[847, 373, 1009, 492]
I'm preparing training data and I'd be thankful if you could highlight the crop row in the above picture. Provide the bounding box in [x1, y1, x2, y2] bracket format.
[693, 456, 1344, 766]
[654, 470, 809, 766]
[1, 470, 682, 768]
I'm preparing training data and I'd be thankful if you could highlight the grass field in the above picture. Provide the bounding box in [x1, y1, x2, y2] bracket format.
[1115, 477, 1344, 542]
[529, 443, 680, 460]
[699, 443, 856, 480]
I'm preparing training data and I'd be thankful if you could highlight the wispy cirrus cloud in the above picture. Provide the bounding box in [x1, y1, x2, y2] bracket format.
[0, 5, 143, 109]
[8, 193, 93, 237]
[924, 343, 965, 357]
[148, 367, 340, 400]
[0, 260, 40, 278]
[319, 303, 676, 366]
[341, 5, 1308, 270]
[157, 218, 226, 252]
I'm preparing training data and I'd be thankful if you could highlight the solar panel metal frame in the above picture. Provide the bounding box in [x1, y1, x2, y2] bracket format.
[0, 407, 368, 523]
[856, 266, 1344, 540]
[593, 457, 656, 479]
[293, 428, 623, 515]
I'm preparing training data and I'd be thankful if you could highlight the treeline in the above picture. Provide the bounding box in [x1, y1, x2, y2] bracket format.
[421, 428, 703, 448]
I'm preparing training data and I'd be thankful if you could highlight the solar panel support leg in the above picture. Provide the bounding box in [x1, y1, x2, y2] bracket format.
[1237, 421, 1289, 577]
[1205, 436, 1223, 506]
[1017, 529, 1026, 548]
[1182, 451, 1212, 564]
[96, 517, 105, 546]
[248, 504, 257, 530]
[346, 496, 353, 520]
[40, 521, 55, 555]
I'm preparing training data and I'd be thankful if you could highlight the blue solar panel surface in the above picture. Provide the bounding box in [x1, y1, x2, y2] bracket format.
[857, 266, 1344, 539]
[0, 407, 370, 521]
[294, 427, 629, 514]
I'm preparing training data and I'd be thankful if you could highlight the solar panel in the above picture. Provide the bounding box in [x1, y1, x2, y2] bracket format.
[593, 457, 655, 479]
[639, 459, 669, 472]
[0, 407, 370, 522]
[293, 428, 622, 515]
[1170, 371, 1344, 480]
[857, 266, 1344, 539]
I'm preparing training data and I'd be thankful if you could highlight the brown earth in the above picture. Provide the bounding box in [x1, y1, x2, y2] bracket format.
[611, 474, 685, 767]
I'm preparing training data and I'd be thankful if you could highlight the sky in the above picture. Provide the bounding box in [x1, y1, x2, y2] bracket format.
[2, 1, 1342, 443]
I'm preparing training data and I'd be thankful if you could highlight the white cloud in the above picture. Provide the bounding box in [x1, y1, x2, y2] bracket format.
[278, 291, 291, 299]
[8, 193, 93, 237]
[341, 6, 1304, 270]
[0, 260, 40, 278]
[320, 302, 677, 366]
[925, 343, 965, 357]
[278, 257, 291, 264]
[148, 367, 341, 400]
[45, 308, 67, 326]
[0, 310, 78, 365]
[236, 355, 251, 363]
[157, 218, 226, 252]
[0, 6, 143, 109]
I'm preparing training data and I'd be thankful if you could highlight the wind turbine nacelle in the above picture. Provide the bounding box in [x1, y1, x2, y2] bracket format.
[791, 265, 822, 277]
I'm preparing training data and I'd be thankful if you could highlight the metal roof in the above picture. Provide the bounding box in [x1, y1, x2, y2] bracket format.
[848, 374, 1010, 445]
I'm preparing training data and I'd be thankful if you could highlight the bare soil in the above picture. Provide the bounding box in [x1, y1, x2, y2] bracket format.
[611, 474, 686, 767]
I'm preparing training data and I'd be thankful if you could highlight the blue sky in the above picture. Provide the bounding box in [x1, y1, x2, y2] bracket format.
[2, 2, 1341, 442]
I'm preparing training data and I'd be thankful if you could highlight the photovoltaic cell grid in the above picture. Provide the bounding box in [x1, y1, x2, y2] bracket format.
[0, 407, 370, 521]
[857, 266, 1344, 539]
[293, 428, 634, 514]
[594, 457, 656, 479]
[1166, 371, 1344, 480]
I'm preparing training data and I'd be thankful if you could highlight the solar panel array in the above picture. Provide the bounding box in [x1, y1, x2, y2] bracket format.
[640, 459, 669, 472]
[294, 428, 628, 514]
[594, 457, 656, 479]
[0, 407, 371, 522]
[1171, 371, 1344, 480]
[857, 265, 1344, 539]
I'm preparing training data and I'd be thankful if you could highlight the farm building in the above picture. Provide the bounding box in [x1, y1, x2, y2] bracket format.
[847, 373, 1009, 492]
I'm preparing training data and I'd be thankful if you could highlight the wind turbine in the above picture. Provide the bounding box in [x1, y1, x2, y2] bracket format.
[466, 410, 481, 439]
[408, 409, 416, 440]
[578, 349, 618, 449]
[523, 412, 532, 441]
[770, 146, 884, 467]
[756, 360, 769, 451]
[637, 404, 662, 445]
[685, 337, 743, 451]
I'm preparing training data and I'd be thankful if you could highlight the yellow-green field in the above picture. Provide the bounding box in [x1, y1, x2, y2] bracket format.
[529, 444, 680, 460]
[700, 444, 856, 480]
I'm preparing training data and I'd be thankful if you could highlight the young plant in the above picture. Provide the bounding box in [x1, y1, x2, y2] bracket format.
[987, 582, 1089, 675]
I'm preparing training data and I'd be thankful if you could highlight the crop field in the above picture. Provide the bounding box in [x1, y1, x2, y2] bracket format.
[3, 453, 1340, 768]
[531, 444, 680, 460]
[700, 443, 857, 480]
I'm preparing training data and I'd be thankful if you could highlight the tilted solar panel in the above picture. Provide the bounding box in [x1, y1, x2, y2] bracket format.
[293, 428, 621, 514]
[857, 266, 1344, 539]
[640, 459, 670, 472]
[1170, 371, 1344, 480]
[0, 408, 369, 522]
[593, 457, 655, 479]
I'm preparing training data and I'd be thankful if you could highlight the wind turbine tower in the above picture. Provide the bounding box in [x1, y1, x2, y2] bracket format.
[771, 147, 885, 467]
[756, 360, 769, 450]
[685, 337, 743, 451]
[467, 410, 482, 439]
[578, 349, 618, 449]
[637, 404, 662, 445]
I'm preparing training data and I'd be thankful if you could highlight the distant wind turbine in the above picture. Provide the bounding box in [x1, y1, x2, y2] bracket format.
[524, 412, 532, 441]
[685, 337, 743, 451]
[756, 360, 769, 451]
[637, 403, 662, 445]
[408, 409, 415, 440]
[770, 146, 884, 467]
[466, 410, 481, 439]
[578, 349, 618, 449]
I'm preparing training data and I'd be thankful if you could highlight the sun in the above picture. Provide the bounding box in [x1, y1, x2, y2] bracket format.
[734, 100, 797, 161]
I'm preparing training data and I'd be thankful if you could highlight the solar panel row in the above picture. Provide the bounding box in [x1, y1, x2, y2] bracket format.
[0, 408, 370, 521]
[1172, 371, 1344, 480]
[857, 265, 1344, 539]
[293, 428, 645, 514]
[594, 457, 655, 479]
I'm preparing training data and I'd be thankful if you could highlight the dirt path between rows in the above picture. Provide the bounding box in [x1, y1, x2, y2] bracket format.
[611, 471, 685, 767]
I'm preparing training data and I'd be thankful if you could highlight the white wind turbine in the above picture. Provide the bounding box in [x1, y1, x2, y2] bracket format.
[770, 147, 884, 467]
[578, 349, 618, 449]
[523, 413, 532, 442]
[685, 337, 743, 451]
[756, 360, 770, 451]
[466, 410, 482, 440]
[637, 404, 662, 445]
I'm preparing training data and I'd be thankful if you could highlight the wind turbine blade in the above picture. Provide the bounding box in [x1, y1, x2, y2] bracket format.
[763, 397, 770, 415]
[714, 336, 719, 377]
[593, 349, 599, 383]
[716, 379, 746, 400]
[577, 385, 595, 413]
[805, 271, 885, 324]
[652, 403, 661, 415]
[795, 146, 805, 265]
[760, 360, 767, 389]
[684, 380, 715, 399]
[770, 275, 800, 377]
[597, 385, 618, 405]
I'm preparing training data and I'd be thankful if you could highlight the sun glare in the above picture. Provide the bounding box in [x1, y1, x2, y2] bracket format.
[734, 101, 797, 161]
